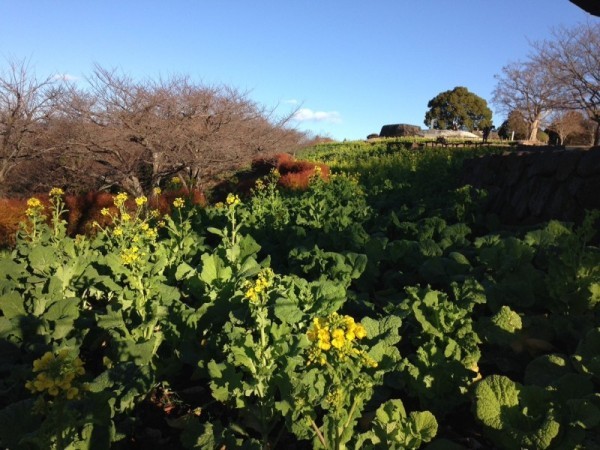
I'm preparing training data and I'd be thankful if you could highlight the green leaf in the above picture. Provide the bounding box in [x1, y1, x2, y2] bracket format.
[410, 410, 438, 443]
[524, 354, 572, 387]
[0, 291, 26, 319]
[0, 258, 26, 284]
[28, 245, 55, 274]
[573, 327, 600, 378]
[273, 295, 303, 325]
[175, 262, 196, 281]
[199, 253, 232, 285]
[474, 375, 520, 431]
[474, 375, 561, 449]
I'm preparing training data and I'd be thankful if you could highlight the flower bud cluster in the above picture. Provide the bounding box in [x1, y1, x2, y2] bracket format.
[243, 268, 274, 304]
[226, 193, 241, 207]
[25, 350, 86, 400]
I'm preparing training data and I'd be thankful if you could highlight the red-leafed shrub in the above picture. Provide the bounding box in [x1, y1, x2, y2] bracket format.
[251, 153, 295, 175]
[277, 161, 329, 190]
[0, 198, 29, 247]
[0, 189, 207, 247]
[214, 153, 330, 199]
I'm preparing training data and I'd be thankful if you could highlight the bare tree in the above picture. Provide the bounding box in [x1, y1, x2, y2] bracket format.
[534, 23, 600, 145]
[547, 110, 585, 145]
[60, 67, 305, 195]
[0, 59, 64, 195]
[493, 60, 560, 141]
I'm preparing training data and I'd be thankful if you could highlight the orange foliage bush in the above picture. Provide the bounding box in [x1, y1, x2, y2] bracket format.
[250, 152, 330, 190]
[277, 160, 329, 190]
[0, 189, 206, 247]
[0, 198, 29, 248]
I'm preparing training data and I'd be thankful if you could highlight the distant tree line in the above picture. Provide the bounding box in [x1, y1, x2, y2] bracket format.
[422, 23, 599, 146]
[0, 61, 310, 197]
[493, 22, 600, 144]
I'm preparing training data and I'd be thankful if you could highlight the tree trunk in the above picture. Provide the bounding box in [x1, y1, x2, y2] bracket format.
[528, 119, 540, 141]
[121, 176, 145, 197]
[594, 121, 600, 146]
[0, 163, 11, 197]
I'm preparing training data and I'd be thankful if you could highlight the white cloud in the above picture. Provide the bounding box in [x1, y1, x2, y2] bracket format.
[52, 73, 79, 82]
[292, 108, 342, 124]
[284, 99, 299, 105]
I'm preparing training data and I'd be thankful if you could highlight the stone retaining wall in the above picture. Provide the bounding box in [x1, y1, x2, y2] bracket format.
[460, 147, 600, 225]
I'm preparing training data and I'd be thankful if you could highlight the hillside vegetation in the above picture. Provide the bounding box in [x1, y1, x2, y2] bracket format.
[0, 141, 599, 449]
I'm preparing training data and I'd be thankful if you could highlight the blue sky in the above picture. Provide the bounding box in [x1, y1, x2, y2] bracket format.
[0, 1, 595, 141]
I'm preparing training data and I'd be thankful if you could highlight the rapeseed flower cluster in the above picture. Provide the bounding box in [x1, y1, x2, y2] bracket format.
[25, 350, 85, 400]
[49, 187, 64, 197]
[243, 268, 274, 304]
[226, 193, 241, 206]
[25, 197, 44, 217]
[114, 192, 129, 208]
[306, 313, 376, 368]
[254, 179, 265, 191]
[94, 193, 160, 267]
[173, 197, 185, 209]
[120, 245, 147, 266]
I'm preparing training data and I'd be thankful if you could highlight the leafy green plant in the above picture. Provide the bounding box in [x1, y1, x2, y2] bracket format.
[356, 399, 438, 449]
[283, 313, 403, 450]
[396, 286, 482, 413]
[474, 374, 600, 449]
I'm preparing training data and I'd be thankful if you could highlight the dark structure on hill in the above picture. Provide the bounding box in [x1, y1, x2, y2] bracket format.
[570, 0, 600, 16]
[379, 124, 422, 138]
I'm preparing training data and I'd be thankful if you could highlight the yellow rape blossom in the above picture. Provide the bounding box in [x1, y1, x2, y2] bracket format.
[49, 187, 64, 197]
[100, 208, 110, 216]
[226, 193, 240, 206]
[26, 350, 86, 400]
[114, 192, 128, 207]
[173, 197, 185, 209]
[331, 329, 346, 349]
[306, 313, 371, 367]
[25, 197, 45, 217]
[120, 246, 141, 265]
[153, 187, 162, 195]
[135, 196, 147, 206]
[27, 197, 43, 208]
[243, 268, 274, 304]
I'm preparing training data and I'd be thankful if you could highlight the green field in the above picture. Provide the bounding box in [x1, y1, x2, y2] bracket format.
[0, 141, 598, 449]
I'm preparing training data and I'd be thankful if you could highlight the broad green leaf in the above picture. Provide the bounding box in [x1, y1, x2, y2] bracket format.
[409, 410, 438, 442]
[175, 262, 196, 280]
[474, 375, 520, 430]
[0, 291, 26, 319]
[273, 295, 303, 325]
[524, 354, 572, 387]
[28, 245, 55, 274]
[199, 253, 232, 285]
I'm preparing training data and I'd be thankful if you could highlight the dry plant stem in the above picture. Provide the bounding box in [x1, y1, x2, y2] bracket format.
[310, 417, 328, 449]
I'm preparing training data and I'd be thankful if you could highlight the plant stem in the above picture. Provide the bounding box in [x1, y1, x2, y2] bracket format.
[310, 417, 328, 449]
